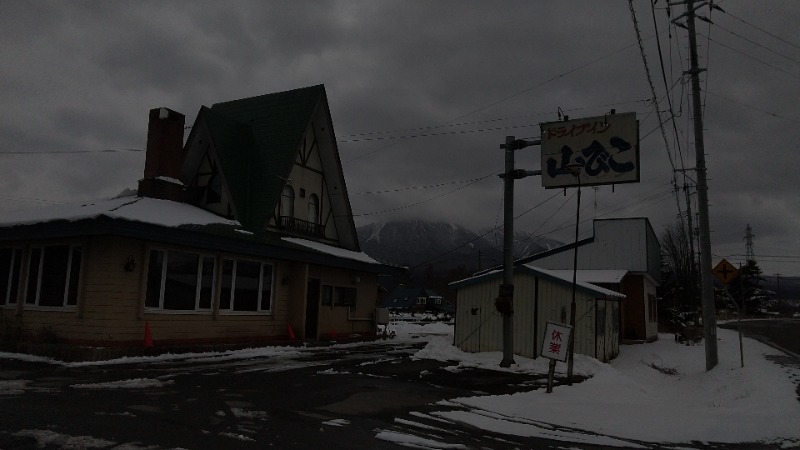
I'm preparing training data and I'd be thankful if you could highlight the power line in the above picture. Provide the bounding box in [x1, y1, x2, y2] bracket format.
[714, 22, 800, 67]
[0, 148, 145, 155]
[350, 172, 499, 195]
[704, 90, 800, 124]
[722, 9, 800, 52]
[351, 172, 496, 217]
[701, 32, 800, 81]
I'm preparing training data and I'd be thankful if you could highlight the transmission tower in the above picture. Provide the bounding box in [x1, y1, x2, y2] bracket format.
[744, 224, 755, 263]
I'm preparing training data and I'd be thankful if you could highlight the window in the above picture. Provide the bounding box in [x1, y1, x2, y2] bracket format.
[24, 245, 82, 308]
[417, 297, 426, 305]
[145, 250, 216, 312]
[321, 284, 356, 307]
[648, 294, 657, 322]
[219, 259, 273, 313]
[308, 194, 319, 224]
[280, 185, 294, 218]
[0, 248, 23, 306]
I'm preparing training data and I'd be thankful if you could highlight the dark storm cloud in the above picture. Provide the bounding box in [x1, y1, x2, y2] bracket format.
[1, 0, 798, 275]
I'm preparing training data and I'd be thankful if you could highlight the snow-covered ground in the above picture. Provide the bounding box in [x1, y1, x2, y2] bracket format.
[2, 320, 799, 448]
[393, 320, 800, 448]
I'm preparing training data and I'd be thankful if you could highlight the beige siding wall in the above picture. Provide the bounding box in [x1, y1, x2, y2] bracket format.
[309, 265, 378, 337]
[6, 236, 378, 347]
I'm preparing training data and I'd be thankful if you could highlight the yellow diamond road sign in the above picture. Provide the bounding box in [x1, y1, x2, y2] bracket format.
[712, 259, 738, 285]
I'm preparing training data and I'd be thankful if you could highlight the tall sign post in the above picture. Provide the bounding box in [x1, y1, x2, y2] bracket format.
[498, 136, 541, 367]
[540, 112, 639, 382]
[713, 259, 743, 368]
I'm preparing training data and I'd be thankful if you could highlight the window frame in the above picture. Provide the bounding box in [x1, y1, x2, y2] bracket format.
[0, 247, 23, 307]
[218, 258, 274, 315]
[280, 185, 295, 218]
[307, 193, 320, 224]
[144, 248, 216, 313]
[23, 244, 82, 309]
[320, 284, 357, 308]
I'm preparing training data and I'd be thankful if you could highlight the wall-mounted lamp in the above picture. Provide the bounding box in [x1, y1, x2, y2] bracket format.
[124, 256, 136, 272]
[351, 275, 361, 284]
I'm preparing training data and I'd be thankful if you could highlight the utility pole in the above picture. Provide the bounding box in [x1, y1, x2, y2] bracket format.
[678, 0, 718, 370]
[497, 136, 541, 367]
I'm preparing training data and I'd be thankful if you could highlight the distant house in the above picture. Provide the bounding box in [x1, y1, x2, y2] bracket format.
[516, 218, 661, 343]
[0, 85, 402, 357]
[451, 265, 623, 362]
[382, 287, 452, 315]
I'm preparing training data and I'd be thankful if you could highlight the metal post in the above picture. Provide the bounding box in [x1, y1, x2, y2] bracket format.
[500, 136, 517, 367]
[566, 164, 582, 384]
[686, 0, 718, 370]
[497, 136, 541, 368]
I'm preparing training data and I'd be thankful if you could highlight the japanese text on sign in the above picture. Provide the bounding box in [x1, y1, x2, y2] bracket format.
[541, 322, 573, 362]
[540, 113, 640, 189]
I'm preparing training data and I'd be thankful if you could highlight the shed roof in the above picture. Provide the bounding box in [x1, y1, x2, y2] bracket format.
[542, 269, 629, 284]
[450, 264, 625, 299]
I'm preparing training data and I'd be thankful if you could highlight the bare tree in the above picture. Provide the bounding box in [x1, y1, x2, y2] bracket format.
[660, 220, 699, 312]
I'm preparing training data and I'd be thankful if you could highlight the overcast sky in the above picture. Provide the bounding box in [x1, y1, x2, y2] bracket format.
[1, 1, 798, 277]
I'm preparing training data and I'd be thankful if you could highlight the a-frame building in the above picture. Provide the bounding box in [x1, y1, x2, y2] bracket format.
[0, 85, 399, 359]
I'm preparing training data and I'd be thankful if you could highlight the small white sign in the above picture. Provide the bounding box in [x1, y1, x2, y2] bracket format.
[541, 322, 572, 362]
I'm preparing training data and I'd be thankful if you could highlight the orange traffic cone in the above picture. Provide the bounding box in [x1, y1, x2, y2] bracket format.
[143, 321, 154, 348]
[287, 323, 296, 340]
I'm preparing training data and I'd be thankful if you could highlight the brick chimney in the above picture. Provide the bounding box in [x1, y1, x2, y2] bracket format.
[138, 107, 189, 201]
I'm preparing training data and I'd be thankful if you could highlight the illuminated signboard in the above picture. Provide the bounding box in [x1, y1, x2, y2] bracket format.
[540, 112, 640, 189]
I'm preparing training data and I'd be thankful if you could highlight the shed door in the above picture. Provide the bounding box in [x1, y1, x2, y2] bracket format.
[596, 300, 607, 362]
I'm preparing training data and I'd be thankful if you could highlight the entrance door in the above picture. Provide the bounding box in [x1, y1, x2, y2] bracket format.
[305, 279, 320, 339]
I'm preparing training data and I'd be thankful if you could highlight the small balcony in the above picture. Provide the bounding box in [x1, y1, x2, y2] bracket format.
[278, 216, 325, 238]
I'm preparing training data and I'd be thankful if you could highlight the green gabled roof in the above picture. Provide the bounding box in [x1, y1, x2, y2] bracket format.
[208, 85, 325, 231]
[199, 106, 257, 225]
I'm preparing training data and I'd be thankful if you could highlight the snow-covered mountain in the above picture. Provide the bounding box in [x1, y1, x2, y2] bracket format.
[357, 220, 561, 277]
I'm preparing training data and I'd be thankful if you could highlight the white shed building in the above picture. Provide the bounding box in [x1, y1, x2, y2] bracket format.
[450, 265, 625, 362]
[517, 218, 661, 342]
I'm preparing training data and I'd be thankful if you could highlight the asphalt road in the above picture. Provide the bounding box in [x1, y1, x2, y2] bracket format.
[719, 318, 800, 357]
[1, 335, 796, 450]
[0, 340, 578, 450]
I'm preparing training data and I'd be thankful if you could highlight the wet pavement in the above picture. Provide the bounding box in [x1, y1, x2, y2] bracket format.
[0, 337, 797, 449]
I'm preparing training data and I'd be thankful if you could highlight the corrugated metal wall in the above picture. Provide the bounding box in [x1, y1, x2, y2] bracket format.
[455, 272, 619, 361]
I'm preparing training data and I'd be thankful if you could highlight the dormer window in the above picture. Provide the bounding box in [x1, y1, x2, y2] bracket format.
[308, 194, 319, 224]
[280, 185, 295, 218]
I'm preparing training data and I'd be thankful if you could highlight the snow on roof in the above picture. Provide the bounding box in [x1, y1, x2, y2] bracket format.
[0, 195, 239, 228]
[450, 265, 625, 298]
[282, 237, 382, 265]
[524, 265, 625, 298]
[540, 269, 629, 284]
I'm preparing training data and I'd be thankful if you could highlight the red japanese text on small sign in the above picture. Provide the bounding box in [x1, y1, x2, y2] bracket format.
[541, 322, 573, 362]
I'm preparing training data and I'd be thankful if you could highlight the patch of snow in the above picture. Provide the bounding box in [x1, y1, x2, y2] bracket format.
[0, 196, 238, 228]
[218, 432, 256, 442]
[230, 408, 268, 420]
[283, 237, 382, 265]
[411, 326, 800, 446]
[13, 429, 116, 449]
[0, 379, 29, 395]
[322, 418, 351, 427]
[71, 378, 174, 389]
